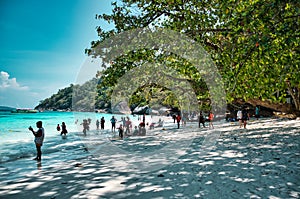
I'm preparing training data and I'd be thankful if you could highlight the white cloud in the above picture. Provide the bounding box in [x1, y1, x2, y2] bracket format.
[0, 71, 28, 90]
[0, 71, 69, 108]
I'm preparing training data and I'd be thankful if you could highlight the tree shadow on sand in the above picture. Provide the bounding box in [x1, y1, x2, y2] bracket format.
[0, 121, 299, 198]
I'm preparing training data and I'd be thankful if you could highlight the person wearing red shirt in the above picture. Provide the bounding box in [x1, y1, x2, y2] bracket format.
[208, 111, 214, 129]
[176, 114, 181, 129]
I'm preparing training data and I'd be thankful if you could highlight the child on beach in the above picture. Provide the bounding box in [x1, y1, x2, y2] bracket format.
[118, 124, 124, 139]
[132, 126, 139, 136]
[28, 121, 45, 161]
[157, 118, 164, 127]
[56, 124, 61, 132]
[149, 123, 155, 130]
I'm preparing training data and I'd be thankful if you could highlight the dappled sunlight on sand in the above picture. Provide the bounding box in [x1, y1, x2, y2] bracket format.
[0, 118, 299, 198]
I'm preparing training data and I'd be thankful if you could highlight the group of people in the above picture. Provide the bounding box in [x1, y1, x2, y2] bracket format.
[96, 117, 105, 130]
[200, 108, 258, 130]
[236, 106, 259, 129]
[198, 107, 258, 130]
[113, 116, 147, 139]
[172, 114, 180, 128]
[56, 122, 68, 136]
[74, 118, 92, 135]
[198, 111, 214, 129]
[172, 111, 215, 130]
[75, 116, 132, 137]
[77, 118, 104, 136]
[124, 123, 146, 138]
[28, 107, 259, 161]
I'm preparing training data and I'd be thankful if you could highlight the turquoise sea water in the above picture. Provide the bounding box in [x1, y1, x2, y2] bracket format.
[0, 111, 142, 163]
[0, 112, 106, 142]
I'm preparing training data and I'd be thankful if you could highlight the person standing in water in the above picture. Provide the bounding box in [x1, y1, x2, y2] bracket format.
[110, 116, 117, 132]
[61, 122, 68, 136]
[56, 124, 61, 132]
[28, 121, 45, 161]
[100, 117, 105, 130]
[96, 119, 100, 130]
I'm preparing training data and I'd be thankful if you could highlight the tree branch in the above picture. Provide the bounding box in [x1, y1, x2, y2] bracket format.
[283, 14, 300, 20]
[286, 80, 300, 110]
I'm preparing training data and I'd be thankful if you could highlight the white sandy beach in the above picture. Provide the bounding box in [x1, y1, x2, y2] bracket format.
[0, 117, 299, 199]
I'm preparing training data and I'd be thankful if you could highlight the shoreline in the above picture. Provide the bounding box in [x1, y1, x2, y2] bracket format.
[0, 118, 299, 198]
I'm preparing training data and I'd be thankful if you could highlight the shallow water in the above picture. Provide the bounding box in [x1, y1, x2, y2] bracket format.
[0, 111, 145, 163]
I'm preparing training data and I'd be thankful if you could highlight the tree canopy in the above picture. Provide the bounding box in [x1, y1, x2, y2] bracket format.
[34, 0, 299, 115]
[35, 80, 110, 112]
[35, 84, 74, 110]
[86, 0, 299, 114]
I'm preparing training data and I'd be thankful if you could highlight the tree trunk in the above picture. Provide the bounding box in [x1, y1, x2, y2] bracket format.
[232, 98, 300, 118]
[285, 80, 300, 111]
[236, 98, 293, 113]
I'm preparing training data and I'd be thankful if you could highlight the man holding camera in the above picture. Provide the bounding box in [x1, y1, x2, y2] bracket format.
[28, 121, 45, 161]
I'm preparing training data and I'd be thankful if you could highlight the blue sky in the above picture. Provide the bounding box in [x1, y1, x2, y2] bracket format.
[0, 0, 114, 108]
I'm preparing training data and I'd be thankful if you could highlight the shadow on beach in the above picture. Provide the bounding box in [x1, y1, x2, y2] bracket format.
[0, 119, 299, 198]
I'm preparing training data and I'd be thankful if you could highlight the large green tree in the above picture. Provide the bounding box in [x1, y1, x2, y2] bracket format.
[87, 0, 300, 113]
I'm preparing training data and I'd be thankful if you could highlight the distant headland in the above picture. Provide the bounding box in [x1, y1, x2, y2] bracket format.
[0, 106, 16, 112]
